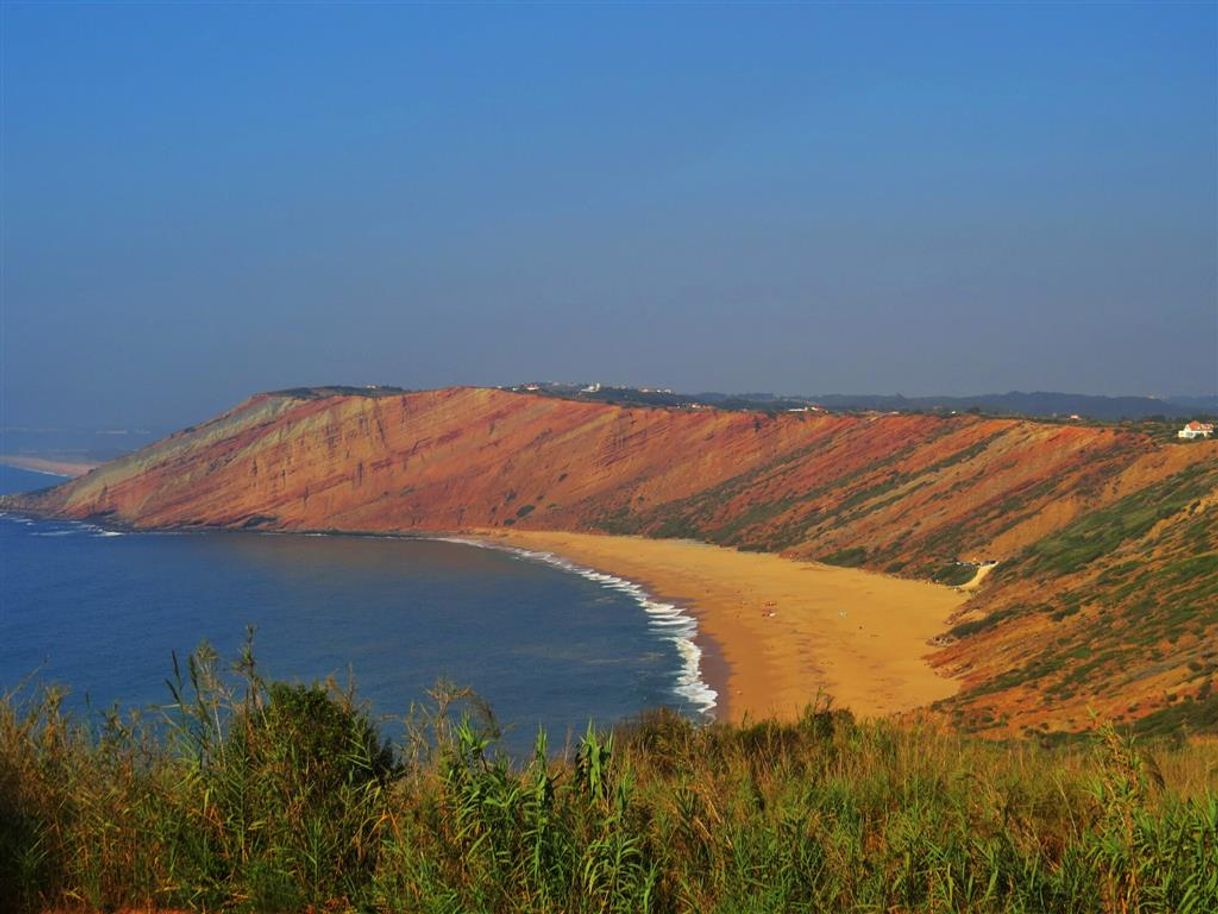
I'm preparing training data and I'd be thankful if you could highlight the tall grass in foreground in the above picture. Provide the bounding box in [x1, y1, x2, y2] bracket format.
[1, 639, 1216, 913]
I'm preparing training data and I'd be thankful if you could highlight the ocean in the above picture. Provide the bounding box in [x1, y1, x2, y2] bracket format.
[0, 464, 714, 754]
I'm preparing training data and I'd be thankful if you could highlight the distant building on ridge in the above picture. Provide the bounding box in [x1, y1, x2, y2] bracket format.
[1177, 421, 1214, 440]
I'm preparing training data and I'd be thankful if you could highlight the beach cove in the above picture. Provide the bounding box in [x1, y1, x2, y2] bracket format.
[0, 466, 712, 754]
[486, 530, 967, 723]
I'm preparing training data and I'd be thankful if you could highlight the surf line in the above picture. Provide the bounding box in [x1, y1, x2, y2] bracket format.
[0, 512, 124, 537]
[0, 463, 71, 479]
[431, 535, 718, 717]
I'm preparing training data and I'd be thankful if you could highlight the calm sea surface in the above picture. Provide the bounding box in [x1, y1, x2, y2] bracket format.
[0, 465, 712, 753]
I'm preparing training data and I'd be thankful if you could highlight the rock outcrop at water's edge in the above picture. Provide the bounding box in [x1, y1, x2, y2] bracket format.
[5, 385, 1216, 736]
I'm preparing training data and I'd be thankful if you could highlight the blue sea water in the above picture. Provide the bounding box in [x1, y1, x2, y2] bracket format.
[0, 464, 713, 754]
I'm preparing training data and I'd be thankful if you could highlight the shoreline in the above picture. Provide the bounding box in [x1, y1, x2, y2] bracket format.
[0, 456, 98, 478]
[0, 509, 728, 720]
[0, 501, 966, 723]
[484, 529, 967, 724]
[431, 534, 721, 718]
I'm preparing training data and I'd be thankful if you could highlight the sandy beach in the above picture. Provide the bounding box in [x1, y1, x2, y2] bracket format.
[0, 455, 98, 478]
[486, 530, 966, 723]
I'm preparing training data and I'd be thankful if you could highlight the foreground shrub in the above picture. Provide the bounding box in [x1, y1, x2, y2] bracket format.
[1, 641, 1216, 912]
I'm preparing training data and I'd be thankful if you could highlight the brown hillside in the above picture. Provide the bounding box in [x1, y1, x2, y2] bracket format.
[5, 386, 1215, 734]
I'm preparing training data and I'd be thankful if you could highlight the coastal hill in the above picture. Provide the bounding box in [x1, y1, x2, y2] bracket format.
[5, 385, 1215, 735]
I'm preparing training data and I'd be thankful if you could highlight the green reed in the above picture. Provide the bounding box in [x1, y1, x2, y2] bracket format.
[1, 638, 1215, 913]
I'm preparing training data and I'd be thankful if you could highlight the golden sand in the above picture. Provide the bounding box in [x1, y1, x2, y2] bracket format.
[486, 530, 966, 723]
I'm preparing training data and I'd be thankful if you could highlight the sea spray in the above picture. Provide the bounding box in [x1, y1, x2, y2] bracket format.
[432, 536, 719, 716]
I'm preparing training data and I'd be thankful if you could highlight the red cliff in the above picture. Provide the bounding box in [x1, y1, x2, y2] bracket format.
[7, 386, 1216, 734]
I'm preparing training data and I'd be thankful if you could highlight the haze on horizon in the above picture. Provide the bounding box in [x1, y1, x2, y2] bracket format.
[2, 3, 1215, 430]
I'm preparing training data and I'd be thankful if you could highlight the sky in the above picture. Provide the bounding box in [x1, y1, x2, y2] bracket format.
[2, 3, 1215, 429]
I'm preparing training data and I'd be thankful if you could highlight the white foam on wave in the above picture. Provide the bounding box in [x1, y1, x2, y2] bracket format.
[432, 536, 718, 716]
[4, 513, 125, 538]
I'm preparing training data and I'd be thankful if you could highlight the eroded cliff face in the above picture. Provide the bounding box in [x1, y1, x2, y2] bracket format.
[7, 386, 1216, 734]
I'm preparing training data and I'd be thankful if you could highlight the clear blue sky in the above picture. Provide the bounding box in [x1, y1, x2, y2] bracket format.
[2, 2, 1215, 428]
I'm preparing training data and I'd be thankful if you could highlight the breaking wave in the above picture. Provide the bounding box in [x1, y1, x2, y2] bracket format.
[433, 536, 718, 717]
[1, 513, 123, 538]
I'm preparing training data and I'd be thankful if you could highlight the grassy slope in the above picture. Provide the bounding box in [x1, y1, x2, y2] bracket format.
[3, 387, 1215, 735]
[933, 462, 1218, 735]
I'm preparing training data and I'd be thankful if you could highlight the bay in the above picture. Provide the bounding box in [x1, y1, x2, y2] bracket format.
[0, 464, 710, 754]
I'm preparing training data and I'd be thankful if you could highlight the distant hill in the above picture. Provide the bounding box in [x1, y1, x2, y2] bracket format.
[807, 391, 1218, 421]
[509, 382, 1217, 421]
[4, 384, 1215, 737]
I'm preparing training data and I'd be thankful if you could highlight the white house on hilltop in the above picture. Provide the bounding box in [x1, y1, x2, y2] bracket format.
[1177, 421, 1214, 440]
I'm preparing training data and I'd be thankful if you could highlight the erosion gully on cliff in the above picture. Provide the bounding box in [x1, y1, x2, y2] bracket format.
[5, 385, 1216, 736]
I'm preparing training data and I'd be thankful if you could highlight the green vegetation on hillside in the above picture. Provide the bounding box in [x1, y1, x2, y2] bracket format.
[820, 545, 868, 567]
[934, 459, 1218, 732]
[1022, 464, 1213, 577]
[932, 561, 981, 587]
[3, 641, 1216, 914]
